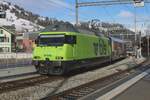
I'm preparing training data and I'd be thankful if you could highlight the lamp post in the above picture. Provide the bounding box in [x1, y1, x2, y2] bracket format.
[133, 0, 144, 58]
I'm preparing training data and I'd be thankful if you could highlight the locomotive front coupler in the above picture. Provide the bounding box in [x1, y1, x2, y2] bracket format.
[32, 60, 39, 66]
[44, 58, 62, 67]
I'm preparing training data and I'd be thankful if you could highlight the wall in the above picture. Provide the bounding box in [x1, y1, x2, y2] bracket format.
[0, 53, 32, 68]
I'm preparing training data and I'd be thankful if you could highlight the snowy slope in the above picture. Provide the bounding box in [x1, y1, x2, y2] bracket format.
[0, 1, 44, 32]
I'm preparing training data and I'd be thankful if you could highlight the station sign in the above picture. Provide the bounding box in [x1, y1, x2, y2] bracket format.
[133, 0, 144, 7]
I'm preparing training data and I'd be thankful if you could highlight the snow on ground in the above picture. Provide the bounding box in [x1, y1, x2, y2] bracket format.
[0, 1, 44, 32]
[0, 0, 9, 5]
[0, 10, 44, 31]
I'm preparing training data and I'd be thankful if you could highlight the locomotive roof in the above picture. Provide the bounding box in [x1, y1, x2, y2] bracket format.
[40, 23, 112, 40]
[41, 22, 101, 36]
[41, 22, 79, 33]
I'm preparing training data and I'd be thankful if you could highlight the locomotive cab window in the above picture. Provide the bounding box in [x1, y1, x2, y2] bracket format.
[65, 35, 76, 44]
[37, 34, 76, 46]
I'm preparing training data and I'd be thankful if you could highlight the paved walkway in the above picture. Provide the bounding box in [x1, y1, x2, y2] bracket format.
[0, 66, 36, 78]
[112, 73, 150, 100]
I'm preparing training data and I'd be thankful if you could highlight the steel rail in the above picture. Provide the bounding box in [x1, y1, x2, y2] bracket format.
[43, 59, 150, 100]
[0, 75, 64, 93]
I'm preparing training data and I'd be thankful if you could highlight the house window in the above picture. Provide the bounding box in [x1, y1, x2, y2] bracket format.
[0, 37, 4, 42]
[0, 30, 3, 34]
[0, 37, 9, 42]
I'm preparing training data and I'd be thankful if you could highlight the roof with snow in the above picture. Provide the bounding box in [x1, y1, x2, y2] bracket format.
[110, 37, 127, 43]
[0, 26, 15, 35]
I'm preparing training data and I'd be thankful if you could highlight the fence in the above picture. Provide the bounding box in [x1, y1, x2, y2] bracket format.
[0, 53, 32, 68]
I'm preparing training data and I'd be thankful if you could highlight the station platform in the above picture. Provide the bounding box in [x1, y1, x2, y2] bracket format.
[112, 72, 150, 100]
[0, 66, 36, 78]
[81, 58, 149, 100]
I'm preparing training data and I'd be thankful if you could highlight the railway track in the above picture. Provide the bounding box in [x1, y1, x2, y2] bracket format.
[0, 75, 64, 93]
[42, 59, 150, 100]
[0, 58, 124, 94]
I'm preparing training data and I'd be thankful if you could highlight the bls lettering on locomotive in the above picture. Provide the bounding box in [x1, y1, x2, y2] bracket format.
[93, 39, 107, 56]
[99, 39, 107, 55]
[99, 40, 103, 55]
[93, 43, 99, 55]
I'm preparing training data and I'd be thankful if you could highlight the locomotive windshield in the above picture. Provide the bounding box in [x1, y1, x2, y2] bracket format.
[38, 34, 65, 46]
[37, 34, 76, 46]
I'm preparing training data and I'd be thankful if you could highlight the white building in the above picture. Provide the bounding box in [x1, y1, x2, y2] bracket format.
[0, 27, 14, 52]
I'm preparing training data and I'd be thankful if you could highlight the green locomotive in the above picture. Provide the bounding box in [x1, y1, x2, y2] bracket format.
[32, 23, 123, 75]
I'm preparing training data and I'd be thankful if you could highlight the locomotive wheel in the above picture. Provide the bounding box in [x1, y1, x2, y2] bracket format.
[35, 66, 48, 75]
[52, 66, 67, 75]
[35, 65, 40, 73]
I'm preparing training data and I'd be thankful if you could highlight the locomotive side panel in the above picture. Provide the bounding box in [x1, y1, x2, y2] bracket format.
[74, 34, 111, 60]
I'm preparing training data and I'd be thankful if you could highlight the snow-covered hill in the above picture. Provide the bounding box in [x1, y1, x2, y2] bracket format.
[0, 1, 44, 32]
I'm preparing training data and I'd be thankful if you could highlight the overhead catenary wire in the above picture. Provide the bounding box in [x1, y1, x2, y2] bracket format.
[48, 0, 150, 26]
[77, 0, 150, 7]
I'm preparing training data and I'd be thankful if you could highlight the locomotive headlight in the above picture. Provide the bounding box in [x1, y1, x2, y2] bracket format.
[34, 56, 41, 59]
[56, 56, 63, 59]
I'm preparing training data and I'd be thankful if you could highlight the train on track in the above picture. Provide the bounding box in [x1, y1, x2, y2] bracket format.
[32, 23, 126, 75]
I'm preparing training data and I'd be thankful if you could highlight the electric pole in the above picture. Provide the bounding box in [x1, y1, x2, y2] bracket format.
[76, 0, 79, 26]
[148, 34, 150, 57]
[134, 7, 137, 45]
